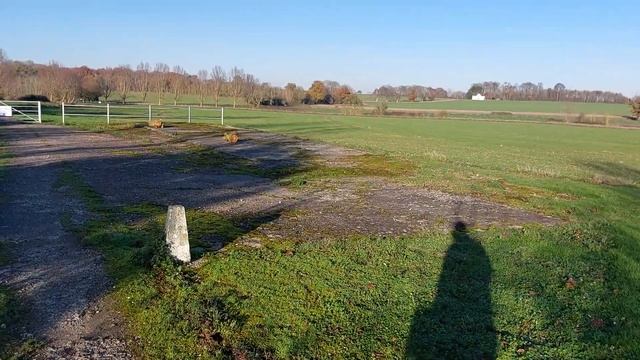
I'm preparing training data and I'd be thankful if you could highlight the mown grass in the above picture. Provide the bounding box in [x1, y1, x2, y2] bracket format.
[45, 109, 640, 358]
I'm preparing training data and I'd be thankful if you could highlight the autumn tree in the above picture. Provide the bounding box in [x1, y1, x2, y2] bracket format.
[77, 67, 102, 101]
[306, 81, 327, 104]
[407, 87, 418, 102]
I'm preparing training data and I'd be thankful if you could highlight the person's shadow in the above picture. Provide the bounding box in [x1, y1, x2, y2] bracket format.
[406, 221, 497, 359]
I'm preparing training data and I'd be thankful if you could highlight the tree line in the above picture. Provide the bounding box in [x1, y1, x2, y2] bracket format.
[464, 81, 628, 104]
[372, 85, 454, 102]
[373, 82, 629, 104]
[0, 49, 363, 108]
[0, 49, 632, 107]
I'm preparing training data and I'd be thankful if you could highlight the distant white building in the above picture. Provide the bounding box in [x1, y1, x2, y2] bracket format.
[471, 93, 486, 101]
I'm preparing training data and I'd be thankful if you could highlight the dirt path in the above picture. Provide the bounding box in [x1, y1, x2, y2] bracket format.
[0, 121, 131, 359]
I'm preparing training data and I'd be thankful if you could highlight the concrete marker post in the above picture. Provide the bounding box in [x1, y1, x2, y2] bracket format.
[165, 205, 191, 263]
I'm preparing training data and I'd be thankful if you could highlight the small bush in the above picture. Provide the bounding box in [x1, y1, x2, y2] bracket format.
[374, 102, 388, 115]
[436, 110, 448, 119]
[16, 94, 50, 102]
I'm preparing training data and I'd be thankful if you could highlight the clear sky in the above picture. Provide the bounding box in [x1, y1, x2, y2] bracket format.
[2, 0, 638, 96]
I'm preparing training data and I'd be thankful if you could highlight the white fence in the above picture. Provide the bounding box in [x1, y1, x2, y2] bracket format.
[0, 100, 42, 123]
[61, 103, 224, 125]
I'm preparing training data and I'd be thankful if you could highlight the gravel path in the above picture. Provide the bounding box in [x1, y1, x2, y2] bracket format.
[0, 121, 131, 359]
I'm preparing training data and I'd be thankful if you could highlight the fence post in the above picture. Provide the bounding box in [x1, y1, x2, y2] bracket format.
[61, 102, 65, 125]
[188, 105, 191, 124]
[37, 101, 42, 123]
[148, 104, 152, 122]
[106, 103, 110, 125]
[221, 107, 224, 126]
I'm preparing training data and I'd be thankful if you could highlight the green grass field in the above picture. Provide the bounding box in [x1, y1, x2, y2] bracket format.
[41, 102, 640, 129]
[363, 99, 632, 115]
[18, 107, 640, 357]
[109, 91, 632, 116]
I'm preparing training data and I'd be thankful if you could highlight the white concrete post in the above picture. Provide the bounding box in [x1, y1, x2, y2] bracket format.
[37, 101, 42, 123]
[221, 107, 224, 126]
[61, 102, 65, 125]
[165, 205, 190, 263]
[188, 105, 191, 123]
[148, 104, 152, 122]
[106, 103, 110, 125]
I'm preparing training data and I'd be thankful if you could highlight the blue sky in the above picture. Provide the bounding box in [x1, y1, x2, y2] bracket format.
[2, 0, 638, 95]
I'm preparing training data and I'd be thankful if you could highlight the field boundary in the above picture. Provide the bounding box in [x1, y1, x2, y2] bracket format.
[229, 106, 640, 131]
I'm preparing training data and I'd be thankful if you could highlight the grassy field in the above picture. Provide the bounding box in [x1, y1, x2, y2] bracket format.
[362, 99, 632, 116]
[7, 106, 639, 357]
[40, 103, 640, 129]
[108, 91, 631, 116]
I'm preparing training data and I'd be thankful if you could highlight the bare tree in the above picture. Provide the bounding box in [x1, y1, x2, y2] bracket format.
[170, 66, 186, 105]
[243, 74, 262, 107]
[197, 69, 208, 107]
[115, 65, 132, 104]
[554, 83, 566, 102]
[97, 69, 115, 102]
[210, 65, 226, 108]
[154, 63, 169, 105]
[229, 67, 245, 108]
[283, 83, 304, 105]
[136, 62, 150, 102]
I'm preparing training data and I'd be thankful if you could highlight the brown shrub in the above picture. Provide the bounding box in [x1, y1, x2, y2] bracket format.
[223, 131, 239, 144]
[436, 110, 448, 119]
[148, 119, 164, 128]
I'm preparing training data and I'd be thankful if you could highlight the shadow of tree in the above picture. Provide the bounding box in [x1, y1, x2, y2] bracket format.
[406, 221, 496, 359]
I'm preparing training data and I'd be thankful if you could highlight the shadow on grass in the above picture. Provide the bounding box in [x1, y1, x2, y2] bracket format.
[406, 221, 496, 359]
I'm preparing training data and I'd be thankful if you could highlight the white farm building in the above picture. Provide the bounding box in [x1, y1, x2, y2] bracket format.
[471, 93, 486, 101]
